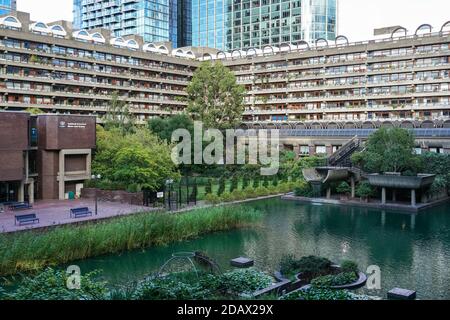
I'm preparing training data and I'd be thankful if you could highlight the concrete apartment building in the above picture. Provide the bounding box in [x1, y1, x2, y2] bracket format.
[1, 11, 450, 156]
[0, 112, 96, 203]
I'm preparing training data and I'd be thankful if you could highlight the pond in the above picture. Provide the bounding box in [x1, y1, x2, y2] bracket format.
[72, 198, 450, 300]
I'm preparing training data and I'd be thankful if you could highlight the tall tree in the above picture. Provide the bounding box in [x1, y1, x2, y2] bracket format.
[352, 127, 421, 174]
[186, 61, 246, 129]
[93, 126, 179, 192]
[148, 114, 194, 142]
[103, 91, 136, 135]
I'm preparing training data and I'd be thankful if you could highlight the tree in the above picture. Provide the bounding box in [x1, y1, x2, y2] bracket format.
[354, 127, 421, 174]
[103, 91, 136, 135]
[355, 182, 375, 200]
[230, 176, 239, 193]
[148, 114, 194, 142]
[186, 61, 246, 129]
[25, 107, 44, 115]
[205, 178, 213, 195]
[218, 178, 226, 196]
[336, 182, 351, 195]
[93, 127, 179, 192]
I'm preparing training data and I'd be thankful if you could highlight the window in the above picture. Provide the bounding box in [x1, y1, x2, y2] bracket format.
[316, 146, 327, 154]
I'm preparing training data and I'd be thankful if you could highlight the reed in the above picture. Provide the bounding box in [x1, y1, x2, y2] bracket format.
[0, 206, 262, 276]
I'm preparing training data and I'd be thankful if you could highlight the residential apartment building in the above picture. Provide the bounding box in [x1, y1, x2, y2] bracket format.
[0, 0, 15, 16]
[219, 25, 450, 124]
[73, 0, 191, 47]
[0, 11, 205, 122]
[1, 11, 450, 128]
[192, 0, 338, 51]
[0, 112, 96, 203]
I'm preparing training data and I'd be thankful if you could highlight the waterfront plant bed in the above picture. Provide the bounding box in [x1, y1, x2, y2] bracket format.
[279, 287, 370, 301]
[279, 255, 364, 289]
[0, 206, 262, 276]
[0, 268, 274, 301]
[204, 182, 296, 204]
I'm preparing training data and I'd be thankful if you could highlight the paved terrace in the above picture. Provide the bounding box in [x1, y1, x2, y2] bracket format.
[0, 200, 156, 234]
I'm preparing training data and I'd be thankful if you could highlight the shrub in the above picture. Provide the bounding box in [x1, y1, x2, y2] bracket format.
[131, 269, 273, 300]
[311, 272, 358, 288]
[205, 193, 221, 205]
[132, 273, 213, 300]
[230, 176, 239, 193]
[280, 287, 362, 301]
[355, 181, 375, 199]
[252, 177, 260, 189]
[218, 178, 226, 196]
[221, 192, 233, 202]
[3, 268, 108, 300]
[280, 255, 333, 280]
[219, 269, 273, 295]
[255, 187, 270, 197]
[262, 177, 270, 188]
[272, 177, 279, 187]
[294, 181, 313, 197]
[336, 182, 351, 195]
[205, 179, 213, 195]
[242, 176, 250, 190]
[341, 260, 359, 274]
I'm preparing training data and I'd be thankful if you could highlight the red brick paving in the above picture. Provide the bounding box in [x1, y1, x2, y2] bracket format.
[0, 199, 157, 234]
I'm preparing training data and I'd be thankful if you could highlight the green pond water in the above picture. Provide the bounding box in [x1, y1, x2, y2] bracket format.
[71, 198, 450, 300]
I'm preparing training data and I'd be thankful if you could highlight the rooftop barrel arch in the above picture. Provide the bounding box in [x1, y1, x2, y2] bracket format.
[440, 21, 450, 33]
[415, 24, 432, 36]
[216, 51, 227, 60]
[202, 53, 213, 61]
[262, 45, 275, 55]
[335, 35, 349, 46]
[315, 38, 329, 48]
[231, 49, 242, 59]
[294, 40, 310, 51]
[246, 47, 258, 58]
[391, 26, 407, 39]
[279, 42, 294, 53]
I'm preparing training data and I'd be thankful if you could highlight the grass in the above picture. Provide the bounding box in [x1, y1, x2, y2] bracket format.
[0, 206, 262, 276]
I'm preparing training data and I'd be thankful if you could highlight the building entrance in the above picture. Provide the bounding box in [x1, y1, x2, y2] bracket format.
[0, 182, 19, 203]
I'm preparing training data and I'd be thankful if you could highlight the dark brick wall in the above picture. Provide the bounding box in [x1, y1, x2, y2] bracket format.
[0, 112, 29, 181]
[37, 115, 96, 151]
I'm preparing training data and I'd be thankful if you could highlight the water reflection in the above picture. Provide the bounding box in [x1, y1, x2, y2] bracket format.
[74, 198, 450, 299]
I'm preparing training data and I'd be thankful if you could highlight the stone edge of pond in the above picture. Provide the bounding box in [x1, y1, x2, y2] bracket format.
[281, 194, 450, 213]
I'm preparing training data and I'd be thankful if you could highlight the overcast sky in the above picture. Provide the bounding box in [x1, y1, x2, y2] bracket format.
[16, 0, 450, 42]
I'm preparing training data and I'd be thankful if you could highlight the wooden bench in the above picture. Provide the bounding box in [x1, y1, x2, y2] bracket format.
[70, 207, 93, 219]
[15, 213, 40, 226]
[10, 202, 33, 211]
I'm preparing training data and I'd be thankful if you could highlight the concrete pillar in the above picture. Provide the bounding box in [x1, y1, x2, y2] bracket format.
[293, 145, 300, 159]
[350, 177, 356, 199]
[28, 181, 34, 205]
[392, 189, 397, 202]
[411, 189, 416, 207]
[59, 150, 66, 200]
[309, 145, 316, 156]
[326, 188, 331, 199]
[326, 145, 333, 156]
[18, 180, 25, 202]
[382, 187, 387, 205]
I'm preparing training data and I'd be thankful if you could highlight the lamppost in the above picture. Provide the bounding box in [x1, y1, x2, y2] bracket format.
[165, 179, 174, 211]
[91, 174, 102, 215]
